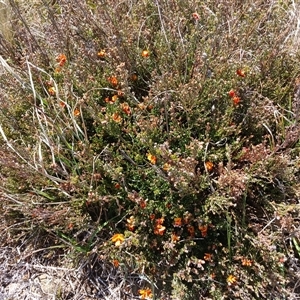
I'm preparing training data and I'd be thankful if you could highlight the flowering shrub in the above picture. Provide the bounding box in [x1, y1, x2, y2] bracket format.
[0, 0, 300, 299]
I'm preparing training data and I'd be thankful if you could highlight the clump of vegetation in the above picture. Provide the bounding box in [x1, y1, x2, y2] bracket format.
[1, 0, 300, 299]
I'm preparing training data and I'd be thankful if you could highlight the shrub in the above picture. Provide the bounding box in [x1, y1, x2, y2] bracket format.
[1, 0, 300, 299]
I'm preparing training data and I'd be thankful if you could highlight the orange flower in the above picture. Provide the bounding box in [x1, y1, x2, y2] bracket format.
[56, 54, 67, 67]
[187, 225, 195, 237]
[112, 259, 119, 267]
[147, 153, 157, 164]
[111, 233, 125, 246]
[130, 73, 138, 81]
[205, 161, 214, 172]
[171, 233, 180, 242]
[155, 217, 164, 225]
[138, 288, 153, 299]
[199, 224, 208, 237]
[232, 96, 241, 106]
[141, 50, 150, 58]
[192, 12, 200, 20]
[228, 89, 236, 98]
[59, 101, 66, 108]
[114, 183, 121, 189]
[121, 102, 131, 115]
[48, 87, 56, 96]
[140, 200, 147, 209]
[236, 69, 245, 77]
[97, 49, 106, 58]
[107, 76, 118, 87]
[227, 274, 237, 286]
[126, 216, 135, 231]
[241, 258, 253, 267]
[204, 253, 213, 262]
[149, 213, 156, 220]
[154, 224, 166, 235]
[117, 90, 124, 97]
[163, 162, 171, 171]
[154, 218, 165, 235]
[112, 112, 122, 123]
[173, 217, 182, 227]
[73, 108, 80, 116]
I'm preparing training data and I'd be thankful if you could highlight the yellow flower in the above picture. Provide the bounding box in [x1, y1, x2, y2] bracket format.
[48, 87, 56, 96]
[111, 233, 125, 246]
[163, 162, 171, 171]
[138, 288, 153, 299]
[97, 49, 106, 58]
[147, 153, 157, 164]
[227, 274, 237, 286]
[141, 50, 150, 58]
[111, 95, 118, 102]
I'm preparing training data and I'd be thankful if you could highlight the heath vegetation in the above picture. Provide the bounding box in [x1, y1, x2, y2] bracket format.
[0, 0, 300, 299]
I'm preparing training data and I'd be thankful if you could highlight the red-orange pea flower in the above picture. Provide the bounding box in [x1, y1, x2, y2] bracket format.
[112, 259, 119, 267]
[192, 12, 200, 20]
[140, 200, 147, 209]
[154, 224, 166, 235]
[56, 54, 67, 67]
[199, 224, 208, 237]
[232, 96, 241, 106]
[107, 76, 118, 87]
[121, 102, 131, 115]
[241, 258, 253, 266]
[205, 161, 214, 172]
[171, 233, 180, 242]
[236, 69, 246, 77]
[112, 113, 122, 123]
[204, 253, 213, 262]
[228, 89, 236, 98]
[173, 217, 182, 227]
[73, 108, 80, 116]
[187, 225, 195, 237]
[146, 153, 157, 164]
[149, 214, 156, 220]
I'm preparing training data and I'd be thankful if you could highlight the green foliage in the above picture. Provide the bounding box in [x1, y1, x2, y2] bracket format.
[1, 0, 300, 299]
